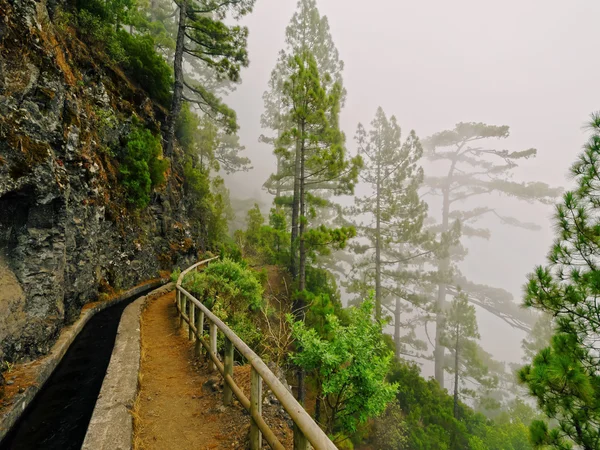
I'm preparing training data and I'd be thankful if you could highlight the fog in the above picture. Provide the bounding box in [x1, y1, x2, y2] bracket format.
[223, 0, 600, 377]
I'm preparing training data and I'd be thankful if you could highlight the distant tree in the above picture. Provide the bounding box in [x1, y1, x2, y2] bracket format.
[347, 107, 457, 359]
[521, 313, 553, 362]
[441, 292, 498, 419]
[349, 107, 429, 320]
[262, 0, 345, 198]
[519, 113, 600, 449]
[291, 298, 398, 442]
[164, 0, 255, 155]
[424, 122, 562, 387]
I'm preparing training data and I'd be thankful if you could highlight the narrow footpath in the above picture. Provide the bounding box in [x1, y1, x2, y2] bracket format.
[134, 291, 249, 449]
[134, 291, 294, 449]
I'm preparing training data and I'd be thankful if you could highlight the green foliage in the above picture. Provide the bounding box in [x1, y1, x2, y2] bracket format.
[238, 205, 290, 266]
[178, 106, 234, 250]
[370, 401, 409, 450]
[183, 258, 263, 347]
[118, 123, 168, 208]
[382, 359, 533, 450]
[303, 266, 345, 339]
[116, 31, 173, 106]
[519, 113, 600, 449]
[291, 298, 398, 439]
[183, 258, 263, 312]
[170, 267, 182, 283]
[441, 293, 498, 416]
[72, 0, 173, 106]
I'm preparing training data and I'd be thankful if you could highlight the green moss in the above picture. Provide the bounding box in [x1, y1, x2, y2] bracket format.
[117, 122, 169, 208]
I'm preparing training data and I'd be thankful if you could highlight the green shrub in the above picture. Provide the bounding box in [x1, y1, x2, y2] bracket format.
[183, 258, 263, 312]
[170, 267, 182, 283]
[118, 124, 168, 208]
[182, 258, 264, 348]
[117, 31, 173, 106]
[71, 0, 173, 106]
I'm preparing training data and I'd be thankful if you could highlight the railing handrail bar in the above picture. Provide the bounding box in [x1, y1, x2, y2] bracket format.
[177, 283, 338, 450]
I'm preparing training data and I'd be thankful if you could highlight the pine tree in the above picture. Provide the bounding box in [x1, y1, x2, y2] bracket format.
[519, 113, 600, 450]
[440, 292, 497, 419]
[347, 107, 456, 358]
[277, 50, 360, 405]
[424, 122, 562, 387]
[262, 0, 345, 199]
[164, 0, 255, 155]
[278, 50, 360, 293]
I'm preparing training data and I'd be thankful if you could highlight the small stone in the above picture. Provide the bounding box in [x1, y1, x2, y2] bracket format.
[6, 381, 14, 386]
[147, 396, 151, 401]
[18, 387, 24, 394]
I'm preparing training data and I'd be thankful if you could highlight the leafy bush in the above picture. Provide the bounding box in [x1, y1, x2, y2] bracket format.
[291, 298, 398, 439]
[371, 401, 409, 450]
[117, 31, 173, 106]
[70, 0, 173, 106]
[182, 258, 264, 348]
[378, 359, 534, 450]
[170, 267, 182, 283]
[183, 258, 263, 312]
[118, 123, 168, 208]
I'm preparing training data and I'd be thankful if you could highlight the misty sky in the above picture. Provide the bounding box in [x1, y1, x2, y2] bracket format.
[223, 0, 600, 373]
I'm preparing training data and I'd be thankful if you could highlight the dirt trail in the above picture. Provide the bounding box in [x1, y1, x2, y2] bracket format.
[135, 290, 296, 449]
[134, 290, 253, 449]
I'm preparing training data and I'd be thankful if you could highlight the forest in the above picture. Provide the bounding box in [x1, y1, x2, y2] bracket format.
[30, 0, 600, 448]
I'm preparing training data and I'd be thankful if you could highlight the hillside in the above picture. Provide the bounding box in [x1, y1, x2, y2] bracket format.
[0, 0, 200, 364]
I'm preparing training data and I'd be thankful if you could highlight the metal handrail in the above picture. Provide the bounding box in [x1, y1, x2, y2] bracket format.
[174, 258, 338, 450]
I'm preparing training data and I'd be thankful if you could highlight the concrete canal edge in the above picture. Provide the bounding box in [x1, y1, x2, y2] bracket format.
[0, 280, 166, 444]
[82, 282, 175, 450]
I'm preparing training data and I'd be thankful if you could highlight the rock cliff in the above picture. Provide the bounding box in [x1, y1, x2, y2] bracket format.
[0, 0, 200, 362]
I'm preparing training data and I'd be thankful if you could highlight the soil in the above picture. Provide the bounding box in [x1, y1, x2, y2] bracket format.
[134, 291, 294, 450]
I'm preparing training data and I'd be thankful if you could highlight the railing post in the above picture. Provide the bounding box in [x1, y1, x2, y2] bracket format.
[195, 310, 204, 358]
[250, 367, 262, 450]
[209, 321, 217, 372]
[177, 289, 182, 327]
[293, 424, 309, 450]
[181, 295, 187, 329]
[189, 303, 195, 341]
[223, 338, 234, 405]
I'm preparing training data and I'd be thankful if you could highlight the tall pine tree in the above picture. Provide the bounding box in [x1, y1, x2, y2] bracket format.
[424, 122, 561, 387]
[347, 108, 456, 358]
[519, 113, 600, 450]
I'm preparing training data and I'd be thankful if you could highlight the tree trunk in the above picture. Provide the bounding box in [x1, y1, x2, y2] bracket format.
[453, 324, 460, 419]
[165, 4, 186, 156]
[298, 136, 306, 294]
[290, 137, 302, 278]
[375, 151, 382, 321]
[295, 129, 307, 406]
[315, 383, 322, 424]
[434, 184, 451, 387]
[394, 297, 401, 359]
[150, 0, 157, 21]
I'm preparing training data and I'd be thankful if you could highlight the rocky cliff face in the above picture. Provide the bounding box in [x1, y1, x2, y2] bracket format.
[0, 0, 199, 362]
